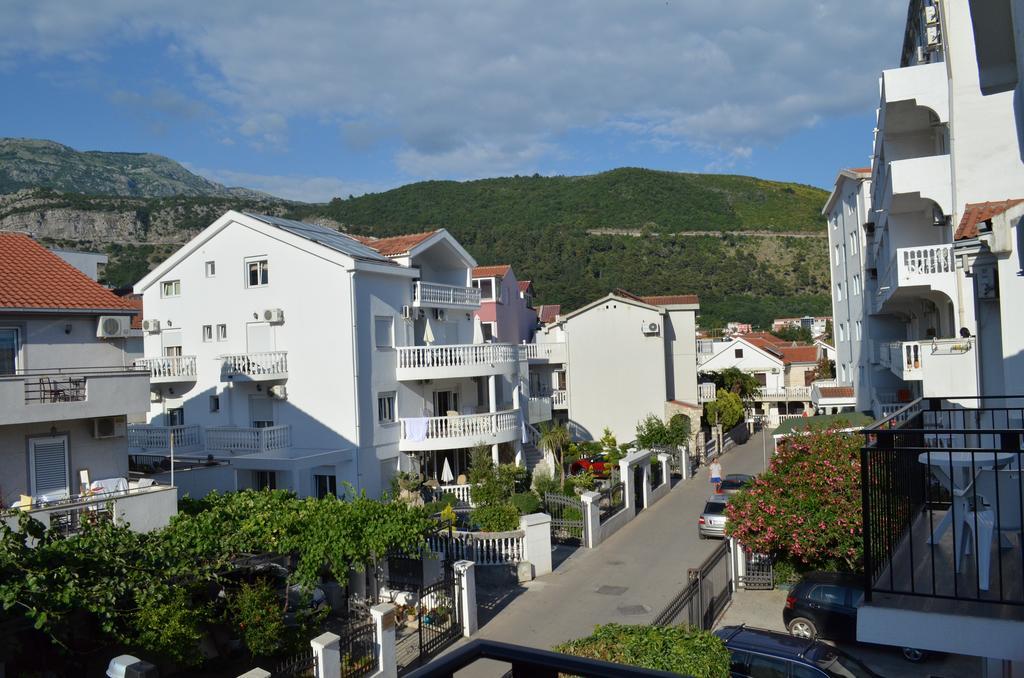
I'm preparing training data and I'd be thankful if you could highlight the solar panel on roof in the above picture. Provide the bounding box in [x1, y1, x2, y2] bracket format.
[242, 213, 390, 262]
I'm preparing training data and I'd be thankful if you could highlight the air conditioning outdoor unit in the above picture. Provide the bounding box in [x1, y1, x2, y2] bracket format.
[93, 416, 127, 439]
[641, 321, 660, 336]
[150, 391, 163, 403]
[270, 384, 288, 400]
[263, 308, 285, 324]
[141, 319, 161, 333]
[926, 26, 940, 47]
[924, 5, 938, 25]
[401, 305, 413, 320]
[771, 368, 780, 374]
[434, 308, 447, 321]
[97, 316, 131, 338]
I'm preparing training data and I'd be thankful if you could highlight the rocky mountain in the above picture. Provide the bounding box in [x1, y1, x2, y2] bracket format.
[0, 138, 268, 199]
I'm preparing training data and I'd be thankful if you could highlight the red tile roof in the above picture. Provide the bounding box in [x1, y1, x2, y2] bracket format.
[819, 386, 855, 398]
[472, 264, 511, 278]
[0, 234, 137, 313]
[350, 231, 439, 256]
[780, 345, 820, 364]
[849, 167, 872, 174]
[745, 332, 788, 347]
[537, 304, 561, 323]
[954, 199, 1024, 241]
[640, 294, 700, 306]
[517, 280, 532, 292]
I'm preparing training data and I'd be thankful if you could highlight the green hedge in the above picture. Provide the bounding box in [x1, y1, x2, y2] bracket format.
[510, 492, 541, 515]
[555, 623, 730, 678]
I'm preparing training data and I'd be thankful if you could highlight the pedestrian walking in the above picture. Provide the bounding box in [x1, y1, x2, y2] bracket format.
[709, 458, 723, 493]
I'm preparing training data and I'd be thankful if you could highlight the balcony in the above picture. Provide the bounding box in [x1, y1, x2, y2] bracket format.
[127, 424, 202, 453]
[860, 397, 1024, 659]
[412, 281, 481, 309]
[697, 382, 717, 403]
[2, 483, 178, 535]
[552, 389, 567, 409]
[206, 425, 291, 453]
[875, 244, 957, 312]
[883, 339, 976, 395]
[220, 351, 288, 381]
[527, 396, 552, 424]
[395, 343, 518, 381]
[881, 62, 949, 125]
[399, 410, 519, 452]
[877, 154, 952, 218]
[0, 366, 150, 425]
[134, 355, 198, 384]
[518, 342, 567, 364]
[755, 386, 811, 402]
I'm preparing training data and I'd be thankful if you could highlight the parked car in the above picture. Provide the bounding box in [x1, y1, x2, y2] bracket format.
[719, 473, 755, 494]
[783, 571, 928, 662]
[571, 453, 611, 478]
[698, 494, 729, 539]
[715, 625, 879, 678]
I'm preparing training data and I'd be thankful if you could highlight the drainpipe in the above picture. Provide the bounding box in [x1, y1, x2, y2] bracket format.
[348, 269, 361, 493]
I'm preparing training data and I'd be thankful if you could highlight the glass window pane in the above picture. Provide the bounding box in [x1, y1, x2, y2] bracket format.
[0, 329, 18, 375]
[746, 652, 789, 678]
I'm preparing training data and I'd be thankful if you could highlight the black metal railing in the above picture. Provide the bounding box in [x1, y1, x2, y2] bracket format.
[340, 621, 377, 678]
[47, 505, 113, 537]
[598, 482, 625, 524]
[128, 454, 221, 475]
[271, 648, 317, 677]
[862, 396, 1024, 607]
[653, 539, 732, 628]
[404, 639, 683, 677]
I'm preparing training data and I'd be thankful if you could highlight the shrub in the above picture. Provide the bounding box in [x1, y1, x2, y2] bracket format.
[555, 624, 729, 678]
[227, 579, 288, 657]
[510, 492, 541, 515]
[563, 470, 595, 495]
[532, 469, 561, 497]
[470, 503, 521, 532]
[438, 492, 459, 508]
[704, 389, 744, 430]
[725, 428, 864, 572]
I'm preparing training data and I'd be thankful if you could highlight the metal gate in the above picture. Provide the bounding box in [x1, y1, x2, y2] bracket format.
[653, 539, 733, 629]
[395, 565, 463, 674]
[739, 548, 775, 590]
[543, 492, 584, 545]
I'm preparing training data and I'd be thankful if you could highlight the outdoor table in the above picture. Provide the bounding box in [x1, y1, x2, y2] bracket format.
[917, 451, 1017, 544]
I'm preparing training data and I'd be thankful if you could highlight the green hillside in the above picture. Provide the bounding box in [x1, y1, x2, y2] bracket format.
[0, 138, 267, 199]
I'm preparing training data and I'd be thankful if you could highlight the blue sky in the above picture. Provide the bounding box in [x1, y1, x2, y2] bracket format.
[1, 1, 904, 202]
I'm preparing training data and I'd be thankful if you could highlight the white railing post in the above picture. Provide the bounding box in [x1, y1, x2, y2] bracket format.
[580, 491, 601, 548]
[310, 632, 340, 678]
[370, 603, 397, 678]
[454, 560, 478, 637]
[520, 513, 552, 576]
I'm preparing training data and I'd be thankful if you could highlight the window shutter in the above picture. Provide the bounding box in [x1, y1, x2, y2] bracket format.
[32, 437, 68, 497]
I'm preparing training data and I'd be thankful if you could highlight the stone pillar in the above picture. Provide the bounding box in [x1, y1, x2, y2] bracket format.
[619, 457, 634, 517]
[640, 459, 652, 508]
[657, 453, 671, 487]
[454, 560, 478, 638]
[237, 670, 271, 678]
[580, 490, 601, 548]
[520, 513, 552, 576]
[370, 603, 398, 678]
[310, 632, 340, 678]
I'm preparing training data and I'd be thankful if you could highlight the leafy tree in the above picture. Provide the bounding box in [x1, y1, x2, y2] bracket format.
[771, 325, 813, 343]
[702, 367, 762, 403]
[704, 389, 744, 430]
[538, 422, 572, 484]
[725, 428, 864, 572]
[555, 623, 729, 677]
[822, 318, 834, 343]
[635, 413, 691, 448]
[228, 580, 289, 657]
[813, 355, 835, 380]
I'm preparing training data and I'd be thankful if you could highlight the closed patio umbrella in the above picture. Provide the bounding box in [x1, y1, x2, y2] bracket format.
[423, 316, 436, 345]
[441, 457, 455, 484]
[472, 315, 485, 344]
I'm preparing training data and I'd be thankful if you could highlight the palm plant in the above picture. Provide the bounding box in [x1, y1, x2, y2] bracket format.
[538, 422, 572, 484]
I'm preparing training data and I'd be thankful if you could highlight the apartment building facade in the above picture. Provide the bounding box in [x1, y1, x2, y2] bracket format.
[0, 234, 175, 533]
[131, 212, 548, 498]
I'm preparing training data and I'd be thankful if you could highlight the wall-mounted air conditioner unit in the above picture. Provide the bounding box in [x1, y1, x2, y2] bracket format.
[142, 319, 161, 333]
[97, 316, 131, 338]
[434, 309, 447, 321]
[269, 384, 288, 400]
[150, 391, 163, 403]
[924, 5, 938, 25]
[926, 26, 940, 47]
[93, 416, 127, 439]
[263, 308, 285, 323]
[641, 321, 660, 336]
[771, 368, 780, 375]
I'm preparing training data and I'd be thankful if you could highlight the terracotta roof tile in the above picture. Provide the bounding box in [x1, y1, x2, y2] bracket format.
[849, 167, 872, 174]
[350, 231, 439, 256]
[0, 234, 137, 313]
[472, 264, 511, 278]
[780, 346, 819, 364]
[819, 386, 855, 398]
[640, 294, 700, 306]
[537, 304, 561, 323]
[517, 280, 532, 292]
[745, 332, 788, 346]
[954, 199, 1024, 241]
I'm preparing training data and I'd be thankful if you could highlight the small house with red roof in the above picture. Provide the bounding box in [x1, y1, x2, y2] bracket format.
[470, 264, 538, 344]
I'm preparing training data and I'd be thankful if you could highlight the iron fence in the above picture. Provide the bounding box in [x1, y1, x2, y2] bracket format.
[271, 648, 317, 677]
[543, 492, 584, 544]
[598, 482, 625, 524]
[652, 539, 732, 629]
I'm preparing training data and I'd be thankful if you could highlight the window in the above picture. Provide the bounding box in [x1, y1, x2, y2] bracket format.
[836, 283, 844, 301]
[850, 231, 859, 254]
[209, 395, 220, 413]
[852, 274, 860, 295]
[377, 392, 396, 424]
[838, 323, 847, 342]
[314, 474, 337, 499]
[217, 324, 228, 341]
[167, 408, 185, 426]
[205, 260, 216, 277]
[809, 584, 847, 606]
[375, 316, 394, 349]
[834, 244, 840, 265]
[735, 348, 744, 359]
[161, 280, 181, 297]
[0, 328, 19, 375]
[481, 322, 495, 342]
[856, 320, 862, 340]
[745, 652, 789, 678]
[255, 471, 277, 490]
[202, 325, 213, 342]
[754, 372, 767, 386]
[30, 436, 69, 498]
[247, 259, 269, 287]
[472, 278, 495, 301]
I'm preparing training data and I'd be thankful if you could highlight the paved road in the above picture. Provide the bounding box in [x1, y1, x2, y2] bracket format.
[445, 431, 770, 675]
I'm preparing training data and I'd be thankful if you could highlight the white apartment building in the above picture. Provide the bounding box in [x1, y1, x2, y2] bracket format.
[0, 234, 175, 534]
[536, 290, 700, 444]
[130, 212, 547, 498]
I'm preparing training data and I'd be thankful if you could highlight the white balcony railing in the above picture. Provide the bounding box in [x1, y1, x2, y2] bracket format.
[884, 338, 975, 384]
[396, 343, 518, 379]
[206, 425, 291, 453]
[698, 382, 717, 403]
[518, 342, 567, 363]
[135, 355, 198, 381]
[552, 389, 568, 408]
[400, 410, 518, 449]
[221, 351, 288, 379]
[127, 424, 202, 452]
[756, 386, 812, 401]
[413, 281, 481, 308]
[432, 484, 474, 506]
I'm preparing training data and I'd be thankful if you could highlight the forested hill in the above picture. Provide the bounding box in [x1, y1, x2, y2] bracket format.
[292, 169, 832, 327]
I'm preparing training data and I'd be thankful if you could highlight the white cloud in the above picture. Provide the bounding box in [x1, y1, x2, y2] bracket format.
[186, 165, 393, 202]
[1, 0, 905, 178]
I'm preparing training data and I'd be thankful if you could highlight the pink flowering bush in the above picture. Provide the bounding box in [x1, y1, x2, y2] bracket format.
[725, 428, 863, 572]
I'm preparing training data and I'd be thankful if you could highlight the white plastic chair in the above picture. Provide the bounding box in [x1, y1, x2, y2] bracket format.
[957, 469, 1022, 591]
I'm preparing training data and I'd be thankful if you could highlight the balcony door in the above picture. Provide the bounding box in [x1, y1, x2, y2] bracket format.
[29, 436, 69, 499]
[433, 390, 460, 416]
[250, 395, 275, 428]
[0, 328, 19, 375]
[161, 330, 183, 357]
[246, 322, 274, 354]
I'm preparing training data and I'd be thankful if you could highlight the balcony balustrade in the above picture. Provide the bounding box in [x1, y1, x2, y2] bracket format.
[517, 342, 567, 363]
[221, 351, 288, 381]
[0, 366, 149, 425]
[412, 281, 481, 309]
[134, 355, 198, 383]
[206, 424, 291, 453]
[127, 424, 202, 453]
[552, 389, 567, 409]
[399, 410, 518, 452]
[527, 396, 552, 424]
[396, 343, 518, 380]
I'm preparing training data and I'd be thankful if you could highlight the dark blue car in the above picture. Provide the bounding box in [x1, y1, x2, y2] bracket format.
[715, 625, 879, 678]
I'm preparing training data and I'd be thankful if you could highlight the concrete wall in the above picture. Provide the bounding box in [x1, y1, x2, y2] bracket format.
[665, 309, 698, 404]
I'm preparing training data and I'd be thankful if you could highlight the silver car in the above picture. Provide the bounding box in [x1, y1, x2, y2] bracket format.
[698, 494, 729, 539]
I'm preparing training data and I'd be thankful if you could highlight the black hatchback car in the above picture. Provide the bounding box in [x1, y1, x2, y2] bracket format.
[715, 625, 879, 678]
